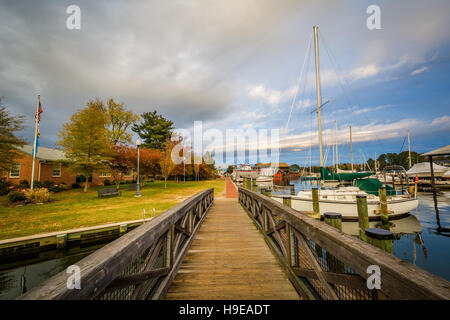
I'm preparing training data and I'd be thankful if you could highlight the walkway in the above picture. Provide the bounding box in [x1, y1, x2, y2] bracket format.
[164, 197, 301, 300]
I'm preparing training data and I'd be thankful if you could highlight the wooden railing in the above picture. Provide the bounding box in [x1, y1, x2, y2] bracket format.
[19, 189, 214, 300]
[238, 187, 450, 300]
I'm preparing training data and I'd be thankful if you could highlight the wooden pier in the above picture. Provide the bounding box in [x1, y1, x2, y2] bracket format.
[19, 180, 450, 300]
[164, 198, 300, 300]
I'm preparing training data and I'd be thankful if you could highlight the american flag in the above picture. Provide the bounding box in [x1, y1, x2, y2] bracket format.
[33, 100, 43, 155]
[36, 100, 43, 137]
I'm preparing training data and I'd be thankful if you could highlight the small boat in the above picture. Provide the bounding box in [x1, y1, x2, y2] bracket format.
[256, 176, 273, 183]
[273, 26, 419, 221]
[272, 186, 418, 221]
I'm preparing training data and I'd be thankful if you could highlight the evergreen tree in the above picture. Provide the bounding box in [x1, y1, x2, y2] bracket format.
[132, 110, 174, 150]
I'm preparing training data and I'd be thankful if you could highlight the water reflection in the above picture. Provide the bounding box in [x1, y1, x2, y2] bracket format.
[0, 241, 111, 299]
[263, 177, 450, 281]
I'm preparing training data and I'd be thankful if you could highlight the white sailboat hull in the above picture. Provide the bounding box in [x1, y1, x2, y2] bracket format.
[271, 196, 419, 220]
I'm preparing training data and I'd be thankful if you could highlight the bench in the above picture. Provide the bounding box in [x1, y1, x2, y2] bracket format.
[98, 188, 122, 198]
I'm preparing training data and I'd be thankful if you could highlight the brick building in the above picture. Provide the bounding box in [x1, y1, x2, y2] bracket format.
[2, 145, 134, 187]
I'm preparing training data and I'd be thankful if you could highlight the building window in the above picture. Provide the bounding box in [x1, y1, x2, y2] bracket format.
[10, 163, 20, 178]
[99, 171, 112, 178]
[52, 163, 62, 177]
[125, 169, 133, 177]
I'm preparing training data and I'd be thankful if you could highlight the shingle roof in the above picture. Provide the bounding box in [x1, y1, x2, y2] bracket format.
[17, 145, 67, 161]
[422, 145, 450, 157]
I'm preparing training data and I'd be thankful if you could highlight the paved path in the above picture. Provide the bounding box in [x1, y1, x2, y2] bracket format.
[164, 198, 301, 300]
[225, 178, 238, 198]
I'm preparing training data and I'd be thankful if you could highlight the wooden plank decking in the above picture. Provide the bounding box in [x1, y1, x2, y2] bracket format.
[164, 198, 301, 300]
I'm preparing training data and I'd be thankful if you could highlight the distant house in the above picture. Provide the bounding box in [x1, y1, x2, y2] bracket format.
[2, 145, 134, 187]
[254, 162, 290, 176]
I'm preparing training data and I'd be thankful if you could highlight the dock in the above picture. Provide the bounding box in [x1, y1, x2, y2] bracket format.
[165, 198, 300, 300]
[19, 180, 450, 300]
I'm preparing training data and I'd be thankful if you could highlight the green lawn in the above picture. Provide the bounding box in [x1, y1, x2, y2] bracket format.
[0, 179, 225, 240]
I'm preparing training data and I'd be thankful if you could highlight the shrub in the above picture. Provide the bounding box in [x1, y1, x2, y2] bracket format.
[103, 179, 111, 186]
[71, 183, 81, 189]
[23, 188, 51, 204]
[42, 180, 55, 189]
[8, 191, 26, 202]
[33, 180, 43, 188]
[18, 179, 30, 188]
[0, 178, 13, 195]
[48, 185, 61, 193]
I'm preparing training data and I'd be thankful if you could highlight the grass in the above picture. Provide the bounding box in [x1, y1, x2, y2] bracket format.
[0, 179, 225, 240]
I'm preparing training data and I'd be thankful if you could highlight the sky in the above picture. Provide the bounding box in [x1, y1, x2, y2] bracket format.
[1, 0, 449, 168]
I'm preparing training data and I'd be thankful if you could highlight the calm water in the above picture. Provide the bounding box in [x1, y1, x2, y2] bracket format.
[0, 240, 113, 299]
[271, 178, 450, 281]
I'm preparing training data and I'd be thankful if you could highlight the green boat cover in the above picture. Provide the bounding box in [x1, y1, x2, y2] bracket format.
[354, 178, 396, 196]
[320, 167, 374, 181]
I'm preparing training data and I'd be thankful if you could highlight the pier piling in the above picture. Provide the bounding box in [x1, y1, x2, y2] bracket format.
[312, 187, 320, 215]
[365, 228, 394, 254]
[324, 212, 342, 231]
[283, 196, 292, 208]
[356, 195, 369, 241]
[378, 187, 389, 225]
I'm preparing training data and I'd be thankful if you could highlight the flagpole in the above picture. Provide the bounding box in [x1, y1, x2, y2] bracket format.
[30, 94, 40, 190]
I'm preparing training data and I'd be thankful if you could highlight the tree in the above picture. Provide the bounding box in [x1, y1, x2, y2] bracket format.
[58, 98, 113, 192]
[289, 164, 300, 172]
[106, 98, 139, 145]
[139, 148, 163, 184]
[132, 110, 174, 150]
[110, 145, 135, 189]
[226, 165, 236, 174]
[105, 98, 139, 186]
[159, 139, 177, 188]
[0, 98, 26, 173]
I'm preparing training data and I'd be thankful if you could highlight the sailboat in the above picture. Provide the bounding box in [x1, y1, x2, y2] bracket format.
[272, 26, 419, 221]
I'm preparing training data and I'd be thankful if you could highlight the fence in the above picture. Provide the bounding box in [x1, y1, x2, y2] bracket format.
[19, 188, 214, 300]
[238, 187, 450, 300]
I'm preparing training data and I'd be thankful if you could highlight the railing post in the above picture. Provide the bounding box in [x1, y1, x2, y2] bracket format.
[263, 207, 269, 233]
[188, 209, 193, 233]
[356, 195, 369, 242]
[324, 212, 345, 272]
[165, 225, 174, 268]
[286, 224, 298, 267]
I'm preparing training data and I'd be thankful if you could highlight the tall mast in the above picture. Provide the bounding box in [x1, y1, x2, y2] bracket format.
[313, 26, 324, 167]
[335, 120, 338, 171]
[408, 130, 411, 169]
[350, 125, 353, 172]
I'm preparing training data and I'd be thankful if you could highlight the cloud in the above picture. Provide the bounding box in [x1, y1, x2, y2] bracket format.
[247, 84, 301, 106]
[353, 104, 394, 115]
[411, 66, 429, 75]
[431, 115, 450, 128]
[278, 116, 449, 152]
[350, 64, 380, 81]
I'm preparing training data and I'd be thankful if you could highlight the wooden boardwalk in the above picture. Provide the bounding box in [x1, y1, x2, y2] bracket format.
[164, 197, 301, 300]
